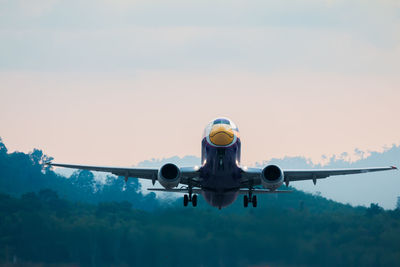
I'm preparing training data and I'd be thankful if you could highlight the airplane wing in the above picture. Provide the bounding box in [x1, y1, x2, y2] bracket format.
[147, 188, 293, 194]
[238, 189, 293, 194]
[284, 167, 397, 182]
[47, 162, 200, 185]
[148, 188, 203, 194]
[241, 166, 397, 186]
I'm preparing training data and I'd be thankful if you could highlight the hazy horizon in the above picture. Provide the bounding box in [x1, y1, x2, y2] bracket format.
[1, 0, 399, 209]
[41, 141, 399, 210]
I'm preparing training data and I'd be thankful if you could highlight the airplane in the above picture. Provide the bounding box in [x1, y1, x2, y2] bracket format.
[48, 117, 398, 209]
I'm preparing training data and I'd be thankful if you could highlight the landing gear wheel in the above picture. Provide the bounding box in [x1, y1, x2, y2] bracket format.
[183, 194, 189, 207]
[192, 194, 198, 207]
[244, 195, 248, 208]
[252, 195, 257, 208]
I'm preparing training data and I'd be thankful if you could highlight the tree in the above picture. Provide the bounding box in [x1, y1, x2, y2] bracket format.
[0, 137, 7, 155]
[29, 149, 53, 172]
[366, 203, 384, 216]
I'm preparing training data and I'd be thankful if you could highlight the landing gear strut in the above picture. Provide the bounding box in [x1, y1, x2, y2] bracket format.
[243, 189, 257, 208]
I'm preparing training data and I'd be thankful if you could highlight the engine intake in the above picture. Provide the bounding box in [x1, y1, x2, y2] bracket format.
[261, 165, 284, 190]
[158, 163, 181, 189]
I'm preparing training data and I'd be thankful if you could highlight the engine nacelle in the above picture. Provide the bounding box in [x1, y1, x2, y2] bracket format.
[261, 165, 284, 191]
[157, 163, 181, 189]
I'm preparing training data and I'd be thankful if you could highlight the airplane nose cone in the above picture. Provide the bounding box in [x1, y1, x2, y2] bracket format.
[209, 125, 234, 146]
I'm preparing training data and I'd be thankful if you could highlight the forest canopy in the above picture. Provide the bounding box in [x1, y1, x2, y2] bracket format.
[0, 138, 399, 266]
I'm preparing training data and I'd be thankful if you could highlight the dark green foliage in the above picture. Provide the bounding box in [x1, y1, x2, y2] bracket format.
[0, 192, 400, 267]
[0, 139, 159, 210]
[366, 203, 384, 217]
[1, 138, 400, 266]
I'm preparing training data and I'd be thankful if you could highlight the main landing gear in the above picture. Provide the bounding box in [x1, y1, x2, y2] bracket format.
[183, 194, 197, 207]
[243, 190, 257, 208]
[183, 187, 198, 207]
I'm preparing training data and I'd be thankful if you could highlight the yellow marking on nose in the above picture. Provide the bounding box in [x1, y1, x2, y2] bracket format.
[209, 125, 234, 146]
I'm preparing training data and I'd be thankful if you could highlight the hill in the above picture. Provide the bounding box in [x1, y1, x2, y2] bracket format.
[0, 191, 399, 266]
[1, 138, 400, 266]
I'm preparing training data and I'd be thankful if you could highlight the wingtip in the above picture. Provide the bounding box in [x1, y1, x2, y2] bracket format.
[391, 166, 398, 170]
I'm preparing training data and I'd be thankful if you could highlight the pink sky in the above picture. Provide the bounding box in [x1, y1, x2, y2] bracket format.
[1, 0, 399, 166]
[1, 70, 399, 166]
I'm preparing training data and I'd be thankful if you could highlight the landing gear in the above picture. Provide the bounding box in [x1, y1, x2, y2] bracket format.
[252, 195, 257, 208]
[243, 189, 257, 208]
[192, 194, 198, 207]
[183, 181, 198, 207]
[243, 195, 249, 208]
[183, 194, 198, 207]
[183, 187, 198, 207]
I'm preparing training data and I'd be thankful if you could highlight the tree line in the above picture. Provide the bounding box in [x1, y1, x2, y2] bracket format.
[0, 137, 399, 266]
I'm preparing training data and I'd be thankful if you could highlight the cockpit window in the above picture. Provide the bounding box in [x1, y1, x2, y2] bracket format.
[213, 119, 230, 125]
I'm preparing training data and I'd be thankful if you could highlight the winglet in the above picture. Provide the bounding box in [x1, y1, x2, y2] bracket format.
[391, 166, 398, 170]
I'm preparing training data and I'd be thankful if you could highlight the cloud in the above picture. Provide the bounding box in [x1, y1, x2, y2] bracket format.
[1, 0, 399, 32]
[0, 26, 399, 75]
[0, 0, 399, 73]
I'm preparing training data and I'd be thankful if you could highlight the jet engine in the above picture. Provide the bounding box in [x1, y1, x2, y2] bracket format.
[158, 163, 181, 189]
[261, 165, 284, 190]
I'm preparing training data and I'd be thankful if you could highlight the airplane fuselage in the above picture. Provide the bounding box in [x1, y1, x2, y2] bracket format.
[199, 118, 242, 208]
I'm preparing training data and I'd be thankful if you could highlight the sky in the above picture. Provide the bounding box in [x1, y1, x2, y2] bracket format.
[1, 0, 400, 205]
